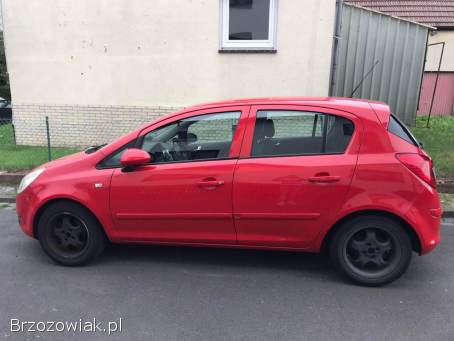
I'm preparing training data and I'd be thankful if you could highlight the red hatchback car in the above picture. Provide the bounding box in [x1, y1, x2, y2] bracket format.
[16, 98, 441, 286]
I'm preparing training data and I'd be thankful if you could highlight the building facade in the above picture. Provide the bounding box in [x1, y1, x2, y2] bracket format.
[420, 30, 454, 116]
[2, 0, 336, 147]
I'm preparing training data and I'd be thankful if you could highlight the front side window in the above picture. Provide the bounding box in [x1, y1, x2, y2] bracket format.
[251, 110, 354, 157]
[140, 111, 241, 163]
[220, 0, 277, 51]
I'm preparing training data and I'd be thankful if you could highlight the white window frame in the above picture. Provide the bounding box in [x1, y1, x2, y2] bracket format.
[219, 0, 278, 51]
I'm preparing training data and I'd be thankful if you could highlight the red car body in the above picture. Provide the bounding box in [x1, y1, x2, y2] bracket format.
[16, 97, 441, 258]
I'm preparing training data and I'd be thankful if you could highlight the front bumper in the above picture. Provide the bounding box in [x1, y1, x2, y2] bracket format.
[16, 189, 38, 238]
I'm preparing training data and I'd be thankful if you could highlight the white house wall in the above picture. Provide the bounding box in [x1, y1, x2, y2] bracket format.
[2, 0, 336, 146]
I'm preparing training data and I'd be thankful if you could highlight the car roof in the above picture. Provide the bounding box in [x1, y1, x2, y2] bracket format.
[131, 97, 390, 138]
[164, 97, 388, 120]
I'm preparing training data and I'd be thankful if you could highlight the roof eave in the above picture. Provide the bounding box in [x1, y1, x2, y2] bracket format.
[344, 3, 437, 30]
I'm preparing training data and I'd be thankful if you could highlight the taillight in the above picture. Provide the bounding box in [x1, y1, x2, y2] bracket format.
[396, 153, 437, 188]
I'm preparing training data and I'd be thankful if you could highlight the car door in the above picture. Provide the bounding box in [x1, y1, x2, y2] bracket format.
[109, 106, 249, 244]
[233, 105, 361, 248]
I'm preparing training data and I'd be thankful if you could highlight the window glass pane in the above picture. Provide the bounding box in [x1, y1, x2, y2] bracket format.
[388, 114, 418, 146]
[325, 115, 355, 153]
[187, 112, 239, 143]
[252, 110, 354, 157]
[141, 111, 241, 163]
[98, 139, 137, 168]
[229, 0, 270, 40]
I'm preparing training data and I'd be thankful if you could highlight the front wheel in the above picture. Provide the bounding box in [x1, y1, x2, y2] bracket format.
[329, 215, 413, 286]
[37, 202, 106, 266]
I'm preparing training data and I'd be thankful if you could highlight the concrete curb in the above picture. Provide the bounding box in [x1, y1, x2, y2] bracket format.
[438, 184, 454, 194]
[1, 171, 454, 192]
[0, 173, 24, 185]
[1, 170, 454, 189]
[0, 197, 15, 203]
[444, 210, 454, 218]
[0, 195, 453, 218]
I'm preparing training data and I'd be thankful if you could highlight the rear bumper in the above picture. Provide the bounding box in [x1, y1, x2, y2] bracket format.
[404, 187, 441, 255]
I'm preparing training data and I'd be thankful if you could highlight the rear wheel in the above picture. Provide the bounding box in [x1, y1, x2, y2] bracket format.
[329, 215, 412, 286]
[37, 202, 106, 266]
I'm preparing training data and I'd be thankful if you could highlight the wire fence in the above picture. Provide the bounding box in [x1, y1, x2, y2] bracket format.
[0, 118, 15, 146]
[0, 117, 53, 152]
[1, 109, 160, 172]
[0, 115, 83, 172]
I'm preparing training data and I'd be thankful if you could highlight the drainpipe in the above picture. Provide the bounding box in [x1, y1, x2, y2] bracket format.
[329, 0, 343, 96]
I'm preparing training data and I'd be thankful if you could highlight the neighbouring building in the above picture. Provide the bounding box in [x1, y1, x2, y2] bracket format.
[2, 0, 431, 147]
[346, 0, 454, 116]
[332, 3, 431, 124]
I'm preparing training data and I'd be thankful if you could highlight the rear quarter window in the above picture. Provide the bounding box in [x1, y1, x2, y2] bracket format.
[388, 114, 418, 146]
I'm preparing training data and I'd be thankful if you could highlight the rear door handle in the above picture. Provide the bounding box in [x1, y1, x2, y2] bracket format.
[198, 178, 225, 189]
[308, 175, 340, 183]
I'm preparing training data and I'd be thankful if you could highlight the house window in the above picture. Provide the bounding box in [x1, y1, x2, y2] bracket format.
[220, 0, 278, 51]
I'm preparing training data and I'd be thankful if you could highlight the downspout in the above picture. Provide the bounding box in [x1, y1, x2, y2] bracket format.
[328, 0, 343, 96]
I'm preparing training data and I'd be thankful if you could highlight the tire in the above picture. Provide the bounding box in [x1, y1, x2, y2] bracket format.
[37, 202, 106, 266]
[329, 215, 412, 286]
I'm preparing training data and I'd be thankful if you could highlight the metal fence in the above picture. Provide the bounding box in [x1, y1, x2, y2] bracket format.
[0, 116, 76, 172]
[0, 118, 15, 146]
[333, 4, 430, 125]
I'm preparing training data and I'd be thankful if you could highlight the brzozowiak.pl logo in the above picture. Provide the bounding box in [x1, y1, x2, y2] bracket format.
[10, 318, 123, 335]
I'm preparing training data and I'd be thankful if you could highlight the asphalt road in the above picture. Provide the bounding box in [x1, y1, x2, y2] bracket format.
[0, 205, 454, 341]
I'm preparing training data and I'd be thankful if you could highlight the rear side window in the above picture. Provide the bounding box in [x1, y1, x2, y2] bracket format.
[251, 110, 354, 157]
[388, 114, 418, 146]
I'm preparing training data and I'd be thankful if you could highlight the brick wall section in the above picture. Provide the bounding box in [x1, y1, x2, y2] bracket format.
[12, 106, 340, 148]
[12, 104, 182, 147]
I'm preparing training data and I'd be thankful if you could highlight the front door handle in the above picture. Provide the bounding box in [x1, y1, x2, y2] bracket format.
[308, 175, 340, 183]
[198, 178, 225, 189]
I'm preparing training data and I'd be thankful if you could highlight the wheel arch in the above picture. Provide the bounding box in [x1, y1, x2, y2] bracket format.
[320, 209, 421, 254]
[32, 198, 110, 241]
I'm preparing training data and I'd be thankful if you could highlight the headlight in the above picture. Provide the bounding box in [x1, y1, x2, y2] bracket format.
[17, 168, 45, 194]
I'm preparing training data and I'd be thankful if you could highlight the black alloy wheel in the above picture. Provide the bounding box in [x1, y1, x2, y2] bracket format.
[330, 215, 413, 286]
[47, 213, 89, 258]
[38, 202, 106, 266]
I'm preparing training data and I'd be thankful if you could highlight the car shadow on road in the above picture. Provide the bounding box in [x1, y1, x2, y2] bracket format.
[18, 236, 433, 287]
[99, 242, 340, 280]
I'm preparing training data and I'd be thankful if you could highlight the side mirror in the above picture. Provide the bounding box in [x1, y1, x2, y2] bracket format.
[120, 148, 151, 168]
